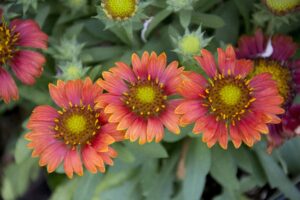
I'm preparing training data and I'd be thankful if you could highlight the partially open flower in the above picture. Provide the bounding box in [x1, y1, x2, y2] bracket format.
[262, 0, 300, 15]
[176, 45, 284, 149]
[0, 18, 48, 103]
[173, 27, 212, 59]
[236, 29, 300, 152]
[26, 78, 124, 178]
[95, 52, 184, 144]
[101, 0, 138, 21]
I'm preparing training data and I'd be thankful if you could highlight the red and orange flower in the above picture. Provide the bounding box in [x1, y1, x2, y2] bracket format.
[26, 78, 124, 178]
[176, 45, 284, 149]
[236, 29, 300, 152]
[95, 52, 184, 144]
[0, 18, 48, 103]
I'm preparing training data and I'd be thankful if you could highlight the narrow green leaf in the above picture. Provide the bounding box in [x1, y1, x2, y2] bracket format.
[254, 145, 300, 200]
[125, 141, 168, 158]
[81, 46, 125, 63]
[145, 9, 172, 39]
[73, 173, 103, 200]
[183, 139, 211, 200]
[14, 134, 31, 164]
[179, 9, 192, 28]
[210, 146, 239, 190]
[191, 13, 225, 29]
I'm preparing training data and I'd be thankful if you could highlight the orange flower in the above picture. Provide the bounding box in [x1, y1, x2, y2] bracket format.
[176, 45, 285, 149]
[26, 78, 124, 178]
[95, 52, 184, 144]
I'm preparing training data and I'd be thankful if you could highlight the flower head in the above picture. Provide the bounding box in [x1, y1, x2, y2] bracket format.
[26, 78, 124, 178]
[96, 0, 145, 29]
[236, 29, 300, 151]
[173, 26, 212, 58]
[56, 61, 89, 81]
[176, 45, 284, 149]
[0, 18, 48, 103]
[95, 52, 184, 144]
[262, 0, 300, 15]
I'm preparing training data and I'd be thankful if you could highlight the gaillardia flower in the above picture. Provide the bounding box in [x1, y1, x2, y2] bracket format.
[176, 45, 284, 149]
[262, 0, 300, 15]
[26, 78, 124, 178]
[236, 29, 300, 152]
[0, 18, 48, 103]
[95, 52, 184, 144]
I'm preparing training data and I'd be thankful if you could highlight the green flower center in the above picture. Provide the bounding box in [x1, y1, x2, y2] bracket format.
[66, 115, 86, 134]
[123, 76, 167, 117]
[0, 23, 19, 64]
[219, 85, 241, 106]
[251, 59, 292, 102]
[180, 35, 200, 55]
[54, 105, 100, 146]
[266, 0, 300, 12]
[102, 0, 138, 20]
[136, 86, 155, 103]
[203, 75, 255, 124]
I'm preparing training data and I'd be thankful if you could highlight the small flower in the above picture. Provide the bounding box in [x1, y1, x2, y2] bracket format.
[236, 29, 300, 151]
[173, 27, 212, 58]
[95, 52, 184, 144]
[96, 0, 145, 28]
[176, 45, 284, 149]
[26, 78, 124, 178]
[262, 0, 300, 15]
[57, 61, 89, 81]
[101, 0, 138, 20]
[0, 18, 48, 103]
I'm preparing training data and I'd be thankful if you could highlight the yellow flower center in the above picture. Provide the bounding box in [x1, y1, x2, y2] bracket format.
[136, 86, 155, 103]
[66, 115, 86, 134]
[0, 22, 19, 64]
[266, 0, 300, 12]
[251, 59, 292, 102]
[123, 76, 167, 117]
[102, 0, 138, 20]
[180, 35, 200, 55]
[203, 75, 255, 124]
[54, 105, 100, 146]
[66, 65, 81, 78]
[219, 85, 241, 106]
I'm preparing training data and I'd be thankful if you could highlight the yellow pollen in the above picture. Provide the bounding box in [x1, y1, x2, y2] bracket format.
[102, 0, 137, 20]
[265, 0, 300, 12]
[136, 86, 155, 103]
[179, 35, 201, 55]
[219, 85, 241, 106]
[67, 115, 87, 134]
[0, 22, 19, 64]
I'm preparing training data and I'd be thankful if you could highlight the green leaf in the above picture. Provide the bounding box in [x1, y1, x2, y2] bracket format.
[164, 125, 191, 142]
[210, 146, 239, 190]
[144, 9, 173, 39]
[87, 65, 102, 81]
[1, 158, 39, 200]
[50, 178, 79, 200]
[14, 133, 31, 164]
[81, 46, 125, 63]
[254, 145, 300, 200]
[73, 173, 103, 200]
[179, 9, 192, 28]
[183, 139, 211, 200]
[125, 141, 168, 158]
[19, 86, 51, 105]
[191, 13, 225, 29]
[112, 143, 136, 163]
[145, 152, 179, 200]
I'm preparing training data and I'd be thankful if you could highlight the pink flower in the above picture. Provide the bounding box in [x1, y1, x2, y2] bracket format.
[95, 52, 184, 144]
[0, 18, 48, 103]
[176, 45, 284, 149]
[26, 78, 124, 178]
[236, 29, 300, 152]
